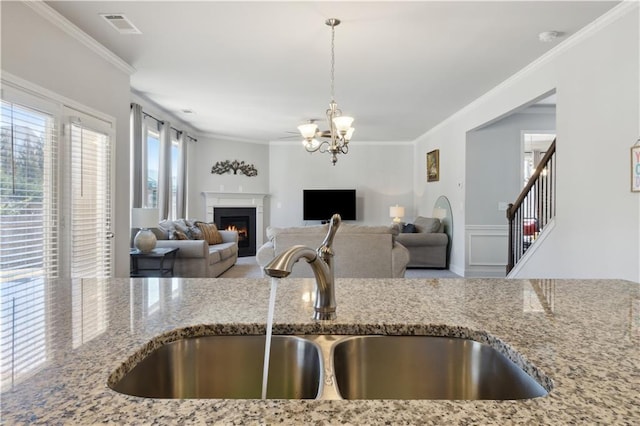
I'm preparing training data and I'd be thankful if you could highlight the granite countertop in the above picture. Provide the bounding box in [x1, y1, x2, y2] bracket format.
[1, 277, 638, 424]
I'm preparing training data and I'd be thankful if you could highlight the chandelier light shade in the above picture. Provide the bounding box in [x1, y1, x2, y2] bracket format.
[298, 122, 318, 139]
[299, 18, 355, 165]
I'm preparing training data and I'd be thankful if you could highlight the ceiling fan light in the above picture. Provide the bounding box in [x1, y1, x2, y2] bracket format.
[333, 116, 354, 133]
[298, 123, 318, 139]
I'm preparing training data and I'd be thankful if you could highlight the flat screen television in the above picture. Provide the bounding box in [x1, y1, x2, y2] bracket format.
[303, 189, 356, 221]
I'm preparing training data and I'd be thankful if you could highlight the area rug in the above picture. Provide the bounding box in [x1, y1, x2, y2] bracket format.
[219, 256, 264, 278]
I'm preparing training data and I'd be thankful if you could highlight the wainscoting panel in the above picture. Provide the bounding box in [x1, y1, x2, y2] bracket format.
[465, 225, 508, 277]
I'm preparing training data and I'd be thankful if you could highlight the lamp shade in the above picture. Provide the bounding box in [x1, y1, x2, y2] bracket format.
[131, 208, 159, 229]
[390, 205, 405, 221]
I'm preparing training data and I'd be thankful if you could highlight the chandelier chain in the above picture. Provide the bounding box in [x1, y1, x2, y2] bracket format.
[330, 23, 335, 101]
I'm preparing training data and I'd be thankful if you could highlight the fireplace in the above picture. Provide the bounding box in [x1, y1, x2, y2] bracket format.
[202, 192, 267, 256]
[214, 207, 256, 257]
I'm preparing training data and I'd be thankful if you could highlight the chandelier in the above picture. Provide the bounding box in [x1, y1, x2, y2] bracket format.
[298, 18, 354, 166]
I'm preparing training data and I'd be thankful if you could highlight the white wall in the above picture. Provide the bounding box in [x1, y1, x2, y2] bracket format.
[466, 110, 556, 225]
[188, 138, 270, 219]
[464, 110, 555, 277]
[268, 142, 414, 227]
[414, 5, 639, 281]
[1, 2, 132, 277]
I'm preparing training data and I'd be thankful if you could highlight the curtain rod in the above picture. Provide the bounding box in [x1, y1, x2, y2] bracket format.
[139, 109, 198, 142]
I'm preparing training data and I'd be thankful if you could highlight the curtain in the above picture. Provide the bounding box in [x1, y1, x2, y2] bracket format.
[157, 120, 172, 220]
[176, 131, 188, 219]
[129, 103, 144, 208]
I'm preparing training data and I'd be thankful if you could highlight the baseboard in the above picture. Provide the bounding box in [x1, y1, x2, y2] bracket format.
[449, 263, 465, 277]
[464, 266, 506, 278]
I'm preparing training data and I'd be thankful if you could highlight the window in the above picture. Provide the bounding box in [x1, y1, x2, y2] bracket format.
[170, 138, 181, 219]
[144, 128, 160, 208]
[132, 107, 187, 220]
[141, 120, 183, 218]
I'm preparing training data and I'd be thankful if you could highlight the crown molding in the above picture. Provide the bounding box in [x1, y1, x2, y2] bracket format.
[130, 90, 201, 137]
[22, 0, 135, 75]
[269, 140, 414, 147]
[418, 0, 638, 141]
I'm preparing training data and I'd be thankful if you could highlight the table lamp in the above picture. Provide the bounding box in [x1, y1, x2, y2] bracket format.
[389, 204, 405, 224]
[132, 208, 159, 253]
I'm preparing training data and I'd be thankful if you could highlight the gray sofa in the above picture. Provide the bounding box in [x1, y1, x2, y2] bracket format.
[256, 223, 409, 278]
[395, 216, 448, 268]
[137, 219, 239, 277]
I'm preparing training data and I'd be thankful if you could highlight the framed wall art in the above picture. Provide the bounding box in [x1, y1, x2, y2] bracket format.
[632, 143, 640, 192]
[427, 149, 439, 182]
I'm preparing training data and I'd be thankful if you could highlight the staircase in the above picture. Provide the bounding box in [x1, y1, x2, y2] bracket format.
[506, 139, 556, 274]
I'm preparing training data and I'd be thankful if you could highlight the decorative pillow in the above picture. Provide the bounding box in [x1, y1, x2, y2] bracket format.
[173, 230, 189, 240]
[414, 217, 441, 233]
[173, 219, 190, 235]
[402, 223, 416, 233]
[197, 222, 223, 245]
[157, 220, 175, 239]
[188, 224, 203, 240]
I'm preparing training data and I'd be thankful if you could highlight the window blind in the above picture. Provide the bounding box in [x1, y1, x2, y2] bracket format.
[69, 122, 112, 278]
[0, 100, 58, 282]
[1, 100, 56, 390]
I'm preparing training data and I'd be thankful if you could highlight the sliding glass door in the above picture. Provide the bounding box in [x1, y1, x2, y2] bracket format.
[67, 115, 113, 278]
[1, 86, 115, 281]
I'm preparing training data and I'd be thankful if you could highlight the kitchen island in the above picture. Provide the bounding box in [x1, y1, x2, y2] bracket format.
[1, 277, 638, 424]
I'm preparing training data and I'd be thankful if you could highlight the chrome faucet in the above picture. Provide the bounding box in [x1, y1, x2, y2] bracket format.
[263, 214, 341, 321]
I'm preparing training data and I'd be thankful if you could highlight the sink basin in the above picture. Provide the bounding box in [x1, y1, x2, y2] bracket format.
[110, 335, 322, 399]
[110, 334, 549, 401]
[332, 336, 548, 400]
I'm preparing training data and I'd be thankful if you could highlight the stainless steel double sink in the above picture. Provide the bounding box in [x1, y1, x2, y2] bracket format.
[110, 335, 549, 400]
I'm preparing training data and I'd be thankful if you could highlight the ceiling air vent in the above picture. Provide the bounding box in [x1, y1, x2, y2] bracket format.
[100, 14, 141, 35]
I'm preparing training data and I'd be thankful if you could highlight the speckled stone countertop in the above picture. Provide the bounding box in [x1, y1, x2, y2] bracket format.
[1, 277, 638, 424]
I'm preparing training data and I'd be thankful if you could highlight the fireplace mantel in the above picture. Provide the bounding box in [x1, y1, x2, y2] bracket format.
[202, 192, 268, 248]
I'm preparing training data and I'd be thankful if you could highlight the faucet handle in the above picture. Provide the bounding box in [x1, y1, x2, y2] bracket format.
[318, 214, 341, 258]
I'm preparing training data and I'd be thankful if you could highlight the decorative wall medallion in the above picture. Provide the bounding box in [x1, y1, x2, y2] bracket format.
[211, 160, 258, 177]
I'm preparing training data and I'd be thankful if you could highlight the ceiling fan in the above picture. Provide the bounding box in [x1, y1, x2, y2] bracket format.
[279, 119, 331, 140]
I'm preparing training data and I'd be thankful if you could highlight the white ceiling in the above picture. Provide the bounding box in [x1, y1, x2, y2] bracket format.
[46, 1, 618, 143]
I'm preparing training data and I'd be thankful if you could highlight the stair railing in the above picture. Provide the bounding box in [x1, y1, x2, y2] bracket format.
[507, 139, 556, 274]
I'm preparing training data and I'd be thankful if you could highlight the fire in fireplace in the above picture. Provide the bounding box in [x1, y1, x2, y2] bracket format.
[214, 208, 256, 257]
[221, 217, 249, 246]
